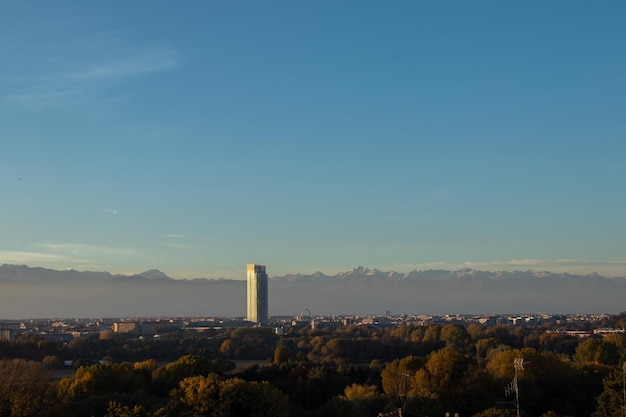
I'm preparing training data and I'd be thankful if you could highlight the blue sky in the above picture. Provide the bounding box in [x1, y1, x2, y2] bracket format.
[1, 2, 625, 279]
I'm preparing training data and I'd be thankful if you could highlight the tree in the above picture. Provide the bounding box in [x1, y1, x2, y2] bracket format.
[537, 332, 577, 355]
[413, 347, 494, 416]
[42, 355, 62, 369]
[55, 360, 165, 417]
[487, 348, 590, 417]
[133, 359, 157, 392]
[152, 354, 215, 396]
[220, 339, 234, 357]
[440, 323, 470, 351]
[106, 401, 147, 417]
[592, 366, 625, 417]
[274, 345, 289, 364]
[467, 323, 486, 341]
[57, 362, 136, 400]
[574, 338, 621, 367]
[475, 338, 500, 363]
[168, 374, 290, 417]
[540, 411, 574, 417]
[343, 383, 379, 401]
[422, 324, 443, 349]
[169, 373, 223, 415]
[315, 384, 386, 417]
[471, 408, 515, 417]
[0, 358, 60, 417]
[381, 356, 424, 406]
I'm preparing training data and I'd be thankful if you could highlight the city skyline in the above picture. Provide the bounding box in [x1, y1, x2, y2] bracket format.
[2, 2, 626, 279]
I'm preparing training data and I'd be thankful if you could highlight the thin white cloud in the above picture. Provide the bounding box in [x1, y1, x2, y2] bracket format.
[1, 30, 181, 110]
[164, 242, 200, 249]
[37, 242, 136, 257]
[77, 47, 180, 80]
[5, 85, 87, 109]
[0, 251, 71, 264]
[102, 207, 118, 215]
[162, 233, 218, 250]
[162, 234, 185, 239]
[162, 234, 220, 241]
[461, 259, 560, 269]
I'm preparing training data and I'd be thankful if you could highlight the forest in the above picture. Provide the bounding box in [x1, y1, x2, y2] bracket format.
[2, 313, 626, 417]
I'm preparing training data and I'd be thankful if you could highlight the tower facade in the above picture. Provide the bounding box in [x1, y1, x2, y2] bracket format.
[246, 264, 268, 323]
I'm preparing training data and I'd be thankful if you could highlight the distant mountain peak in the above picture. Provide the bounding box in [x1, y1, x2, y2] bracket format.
[133, 270, 173, 280]
[349, 266, 379, 275]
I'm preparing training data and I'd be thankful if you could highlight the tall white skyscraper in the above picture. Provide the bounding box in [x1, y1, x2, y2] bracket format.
[247, 264, 268, 323]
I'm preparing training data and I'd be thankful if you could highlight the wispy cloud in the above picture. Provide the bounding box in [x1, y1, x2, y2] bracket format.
[5, 85, 87, 109]
[162, 234, 185, 239]
[161, 234, 219, 250]
[102, 208, 118, 215]
[164, 242, 199, 249]
[0, 243, 138, 272]
[36, 242, 136, 257]
[0, 251, 72, 264]
[77, 47, 179, 80]
[1, 31, 181, 110]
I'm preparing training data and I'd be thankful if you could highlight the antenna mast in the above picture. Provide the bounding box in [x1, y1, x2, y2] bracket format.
[505, 357, 529, 417]
[513, 357, 529, 417]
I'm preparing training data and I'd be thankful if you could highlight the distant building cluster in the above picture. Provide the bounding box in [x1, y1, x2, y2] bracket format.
[0, 321, 19, 341]
[0, 312, 621, 342]
[112, 320, 183, 335]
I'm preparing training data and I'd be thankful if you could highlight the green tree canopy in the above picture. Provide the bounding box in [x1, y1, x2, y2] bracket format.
[381, 355, 424, 407]
[574, 338, 621, 367]
[487, 348, 591, 416]
[57, 362, 136, 400]
[152, 354, 215, 396]
[168, 374, 290, 417]
[413, 347, 494, 416]
[592, 366, 626, 417]
[0, 358, 60, 417]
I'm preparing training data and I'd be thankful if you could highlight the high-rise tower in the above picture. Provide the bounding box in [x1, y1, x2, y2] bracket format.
[246, 264, 268, 323]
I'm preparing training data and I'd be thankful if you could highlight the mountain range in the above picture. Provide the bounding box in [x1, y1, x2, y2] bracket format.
[0, 264, 624, 319]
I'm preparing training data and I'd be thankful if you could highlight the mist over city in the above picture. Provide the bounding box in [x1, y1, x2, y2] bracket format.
[1, 263, 625, 319]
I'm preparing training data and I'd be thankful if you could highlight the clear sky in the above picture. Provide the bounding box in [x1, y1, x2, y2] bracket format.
[1, 2, 625, 279]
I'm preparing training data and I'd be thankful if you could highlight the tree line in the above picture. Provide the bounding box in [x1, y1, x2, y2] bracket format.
[1, 313, 626, 416]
